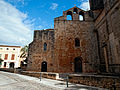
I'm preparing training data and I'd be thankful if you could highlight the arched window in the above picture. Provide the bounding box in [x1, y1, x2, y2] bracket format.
[73, 8, 78, 14]
[75, 38, 80, 47]
[79, 11, 84, 21]
[66, 11, 72, 20]
[44, 43, 47, 51]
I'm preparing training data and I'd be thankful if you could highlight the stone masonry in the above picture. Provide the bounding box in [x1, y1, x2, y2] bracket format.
[27, 29, 54, 72]
[27, 0, 120, 74]
[94, 0, 120, 73]
[53, 7, 98, 73]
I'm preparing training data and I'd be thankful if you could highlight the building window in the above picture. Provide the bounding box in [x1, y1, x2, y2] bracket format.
[4, 62, 7, 67]
[44, 43, 47, 51]
[75, 38, 80, 47]
[13, 48, 15, 50]
[6, 48, 9, 50]
[4, 54, 8, 60]
[11, 54, 15, 60]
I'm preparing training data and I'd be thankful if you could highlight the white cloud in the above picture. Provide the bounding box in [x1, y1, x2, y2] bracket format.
[0, 0, 33, 46]
[50, 3, 58, 10]
[79, 0, 90, 11]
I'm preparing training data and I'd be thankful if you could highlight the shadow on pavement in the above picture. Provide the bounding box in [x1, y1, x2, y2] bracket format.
[55, 82, 98, 90]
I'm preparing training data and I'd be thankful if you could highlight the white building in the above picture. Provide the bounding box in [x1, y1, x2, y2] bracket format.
[0, 45, 21, 68]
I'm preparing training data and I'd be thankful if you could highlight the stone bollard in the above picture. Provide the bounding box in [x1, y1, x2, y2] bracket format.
[40, 73, 42, 81]
[66, 75, 69, 87]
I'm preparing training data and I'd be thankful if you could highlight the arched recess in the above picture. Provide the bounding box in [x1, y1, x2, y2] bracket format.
[74, 57, 82, 73]
[41, 61, 47, 72]
[79, 11, 84, 21]
[75, 38, 80, 47]
[73, 8, 78, 14]
[66, 11, 72, 20]
[9, 62, 14, 68]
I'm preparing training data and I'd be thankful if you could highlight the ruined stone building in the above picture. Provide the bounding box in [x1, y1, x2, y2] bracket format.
[27, 0, 120, 74]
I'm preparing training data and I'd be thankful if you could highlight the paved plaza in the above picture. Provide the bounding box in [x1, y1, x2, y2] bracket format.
[0, 71, 108, 90]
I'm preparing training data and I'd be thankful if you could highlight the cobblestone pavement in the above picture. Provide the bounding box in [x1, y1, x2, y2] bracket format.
[0, 71, 108, 90]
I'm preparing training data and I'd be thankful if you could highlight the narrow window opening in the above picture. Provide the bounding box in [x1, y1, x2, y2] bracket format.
[75, 38, 80, 47]
[44, 43, 47, 51]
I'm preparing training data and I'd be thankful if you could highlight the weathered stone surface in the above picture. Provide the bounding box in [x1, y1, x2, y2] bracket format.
[27, 29, 55, 72]
[27, 0, 120, 74]
[68, 75, 120, 89]
[94, 0, 120, 73]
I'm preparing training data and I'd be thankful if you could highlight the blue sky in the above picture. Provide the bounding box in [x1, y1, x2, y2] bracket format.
[0, 0, 90, 46]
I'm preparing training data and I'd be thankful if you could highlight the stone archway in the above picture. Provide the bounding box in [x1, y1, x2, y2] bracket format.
[41, 61, 47, 72]
[9, 62, 14, 68]
[74, 57, 82, 73]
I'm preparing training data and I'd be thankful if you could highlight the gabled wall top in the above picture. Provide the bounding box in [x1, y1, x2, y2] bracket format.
[54, 6, 87, 21]
[63, 6, 85, 15]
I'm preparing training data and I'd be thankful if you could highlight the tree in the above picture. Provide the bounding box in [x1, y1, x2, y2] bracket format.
[20, 45, 28, 58]
[20, 45, 28, 68]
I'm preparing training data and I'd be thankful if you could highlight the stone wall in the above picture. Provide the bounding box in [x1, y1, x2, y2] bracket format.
[21, 71, 60, 80]
[0, 68, 21, 73]
[27, 29, 55, 72]
[69, 74, 120, 90]
[54, 7, 99, 73]
[27, 1, 120, 74]
[94, 0, 120, 73]
[54, 20, 98, 73]
[89, 0, 104, 10]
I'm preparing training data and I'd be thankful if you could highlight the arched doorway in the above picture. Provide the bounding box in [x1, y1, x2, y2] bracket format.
[74, 57, 82, 73]
[41, 61, 47, 72]
[9, 62, 14, 68]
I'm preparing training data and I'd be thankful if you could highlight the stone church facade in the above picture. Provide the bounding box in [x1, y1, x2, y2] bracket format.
[27, 0, 120, 74]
